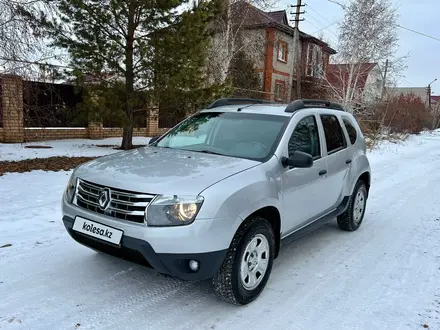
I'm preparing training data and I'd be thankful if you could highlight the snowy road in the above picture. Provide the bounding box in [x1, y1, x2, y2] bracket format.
[1, 132, 440, 330]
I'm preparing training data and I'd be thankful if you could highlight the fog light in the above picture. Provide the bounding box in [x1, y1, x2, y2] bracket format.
[189, 260, 199, 272]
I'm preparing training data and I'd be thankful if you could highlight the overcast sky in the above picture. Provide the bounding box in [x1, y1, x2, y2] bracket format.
[274, 0, 439, 94]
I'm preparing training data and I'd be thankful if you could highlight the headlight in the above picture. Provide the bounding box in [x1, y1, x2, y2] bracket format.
[145, 195, 204, 226]
[65, 175, 77, 203]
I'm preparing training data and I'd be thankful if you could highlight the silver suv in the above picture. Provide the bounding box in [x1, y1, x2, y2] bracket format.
[62, 98, 371, 305]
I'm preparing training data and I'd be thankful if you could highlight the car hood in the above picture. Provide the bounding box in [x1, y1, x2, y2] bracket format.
[74, 146, 260, 196]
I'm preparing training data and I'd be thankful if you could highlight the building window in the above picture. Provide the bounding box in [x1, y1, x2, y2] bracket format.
[274, 80, 285, 101]
[306, 43, 323, 77]
[277, 40, 288, 62]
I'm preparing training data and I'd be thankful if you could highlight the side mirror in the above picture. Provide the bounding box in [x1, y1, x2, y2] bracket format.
[281, 151, 313, 169]
[148, 136, 160, 145]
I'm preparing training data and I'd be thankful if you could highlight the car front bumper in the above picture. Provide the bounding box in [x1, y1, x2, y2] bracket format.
[62, 216, 227, 281]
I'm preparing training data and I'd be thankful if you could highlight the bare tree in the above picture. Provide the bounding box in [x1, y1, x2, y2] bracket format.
[321, 0, 404, 111]
[206, 0, 276, 85]
[0, 0, 59, 78]
[325, 63, 382, 110]
[432, 102, 440, 129]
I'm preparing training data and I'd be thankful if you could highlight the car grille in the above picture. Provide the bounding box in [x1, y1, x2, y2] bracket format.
[73, 179, 155, 223]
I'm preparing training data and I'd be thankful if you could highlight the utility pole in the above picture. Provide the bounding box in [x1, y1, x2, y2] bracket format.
[428, 85, 431, 109]
[381, 59, 389, 99]
[290, 0, 305, 99]
[428, 78, 437, 109]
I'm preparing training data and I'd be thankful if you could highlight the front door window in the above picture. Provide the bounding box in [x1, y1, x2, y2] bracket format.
[288, 115, 321, 159]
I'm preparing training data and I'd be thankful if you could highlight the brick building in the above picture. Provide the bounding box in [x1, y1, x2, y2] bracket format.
[209, 1, 337, 101]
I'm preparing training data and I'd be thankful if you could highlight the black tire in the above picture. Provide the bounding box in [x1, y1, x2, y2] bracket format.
[337, 180, 368, 231]
[211, 216, 275, 305]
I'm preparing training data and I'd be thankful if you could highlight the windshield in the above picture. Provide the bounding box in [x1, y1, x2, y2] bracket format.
[153, 112, 289, 161]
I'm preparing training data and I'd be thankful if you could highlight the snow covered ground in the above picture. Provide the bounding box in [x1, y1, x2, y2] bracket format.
[0, 137, 152, 161]
[1, 132, 440, 330]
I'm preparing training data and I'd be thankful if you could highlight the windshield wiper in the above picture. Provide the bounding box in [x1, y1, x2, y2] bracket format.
[198, 150, 225, 156]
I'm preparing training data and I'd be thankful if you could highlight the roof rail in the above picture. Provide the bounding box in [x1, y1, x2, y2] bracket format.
[285, 99, 345, 113]
[206, 98, 274, 109]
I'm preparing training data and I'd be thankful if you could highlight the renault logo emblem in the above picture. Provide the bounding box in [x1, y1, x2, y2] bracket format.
[98, 188, 111, 210]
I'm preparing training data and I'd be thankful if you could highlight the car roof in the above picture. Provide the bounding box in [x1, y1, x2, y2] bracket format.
[200, 103, 349, 118]
[200, 103, 293, 117]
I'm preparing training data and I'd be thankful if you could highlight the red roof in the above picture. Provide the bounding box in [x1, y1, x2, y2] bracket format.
[431, 95, 440, 103]
[326, 63, 378, 93]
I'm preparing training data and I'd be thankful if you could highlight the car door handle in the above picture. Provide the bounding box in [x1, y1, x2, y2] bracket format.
[346, 159, 352, 164]
[319, 170, 327, 176]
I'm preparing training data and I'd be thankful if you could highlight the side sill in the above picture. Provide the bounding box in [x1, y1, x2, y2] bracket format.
[280, 195, 350, 243]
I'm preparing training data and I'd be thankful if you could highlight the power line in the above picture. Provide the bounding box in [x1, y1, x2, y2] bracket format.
[396, 25, 440, 43]
[306, 4, 340, 38]
[397, 77, 412, 86]
[305, 12, 325, 27]
[306, 4, 335, 25]
[327, 0, 440, 43]
[304, 12, 339, 42]
[283, 1, 339, 41]
[295, 3, 340, 46]
[303, 18, 338, 46]
[312, 21, 337, 34]
[327, 0, 346, 8]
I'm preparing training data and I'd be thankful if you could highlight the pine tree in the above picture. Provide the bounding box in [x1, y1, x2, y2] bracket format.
[35, 0, 198, 149]
[151, 0, 230, 121]
[326, 0, 402, 110]
[228, 49, 262, 99]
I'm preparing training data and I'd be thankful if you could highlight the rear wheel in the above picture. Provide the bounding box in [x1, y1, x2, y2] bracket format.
[211, 216, 275, 305]
[337, 180, 368, 231]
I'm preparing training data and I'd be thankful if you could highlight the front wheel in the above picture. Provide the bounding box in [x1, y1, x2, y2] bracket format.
[337, 180, 368, 231]
[211, 216, 275, 305]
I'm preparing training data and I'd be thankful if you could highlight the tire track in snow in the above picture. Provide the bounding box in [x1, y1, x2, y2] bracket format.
[109, 281, 218, 330]
[7, 260, 194, 330]
[55, 278, 197, 330]
[413, 212, 440, 330]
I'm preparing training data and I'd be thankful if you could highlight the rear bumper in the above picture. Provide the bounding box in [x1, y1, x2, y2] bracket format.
[62, 216, 227, 281]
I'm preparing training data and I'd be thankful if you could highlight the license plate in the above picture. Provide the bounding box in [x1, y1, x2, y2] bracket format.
[72, 217, 123, 245]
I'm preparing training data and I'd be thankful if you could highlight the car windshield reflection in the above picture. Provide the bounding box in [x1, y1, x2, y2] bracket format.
[153, 112, 289, 161]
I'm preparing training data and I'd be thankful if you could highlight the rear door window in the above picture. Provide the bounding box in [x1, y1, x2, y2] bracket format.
[342, 117, 357, 145]
[320, 115, 347, 154]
